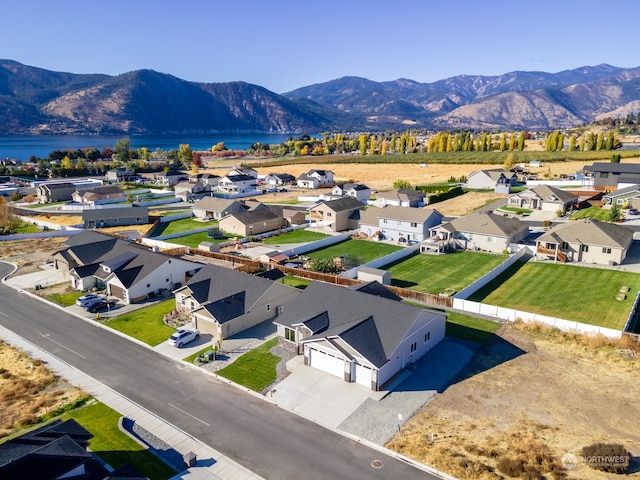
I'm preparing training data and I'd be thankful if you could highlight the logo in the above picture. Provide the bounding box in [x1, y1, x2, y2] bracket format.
[561, 453, 578, 470]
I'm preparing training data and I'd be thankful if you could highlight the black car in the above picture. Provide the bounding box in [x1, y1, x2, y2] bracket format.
[86, 300, 116, 313]
[628, 208, 638, 215]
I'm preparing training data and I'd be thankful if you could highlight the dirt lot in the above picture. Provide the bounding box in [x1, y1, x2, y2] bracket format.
[387, 323, 640, 479]
[0, 238, 67, 275]
[0, 340, 87, 437]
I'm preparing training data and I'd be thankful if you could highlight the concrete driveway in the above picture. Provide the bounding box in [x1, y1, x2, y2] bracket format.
[271, 357, 373, 429]
[154, 328, 214, 361]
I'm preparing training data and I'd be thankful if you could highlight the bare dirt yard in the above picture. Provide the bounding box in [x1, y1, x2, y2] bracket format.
[0, 340, 87, 437]
[0, 237, 67, 275]
[387, 322, 640, 480]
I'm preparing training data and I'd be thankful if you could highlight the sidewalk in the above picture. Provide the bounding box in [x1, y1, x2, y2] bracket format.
[0, 266, 264, 480]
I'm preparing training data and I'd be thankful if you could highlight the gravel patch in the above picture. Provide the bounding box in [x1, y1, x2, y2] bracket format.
[121, 417, 186, 472]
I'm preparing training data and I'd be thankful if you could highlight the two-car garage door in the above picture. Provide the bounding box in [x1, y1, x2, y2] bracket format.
[308, 348, 344, 379]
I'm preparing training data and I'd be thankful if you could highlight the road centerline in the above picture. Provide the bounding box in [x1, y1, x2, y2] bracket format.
[168, 402, 211, 426]
[39, 333, 87, 359]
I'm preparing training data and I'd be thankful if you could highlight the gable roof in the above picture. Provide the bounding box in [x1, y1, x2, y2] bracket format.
[193, 197, 244, 212]
[360, 205, 443, 224]
[336, 182, 370, 191]
[223, 208, 281, 225]
[603, 184, 640, 198]
[82, 206, 148, 221]
[312, 196, 364, 213]
[442, 211, 528, 238]
[375, 188, 425, 202]
[275, 281, 442, 368]
[348, 280, 402, 301]
[583, 162, 640, 174]
[40, 182, 75, 190]
[266, 173, 296, 181]
[221, 173, 255, 182]
[537, 218, 634, 249]
[75, 185, 124, 196]
[523, 185, 578, 203]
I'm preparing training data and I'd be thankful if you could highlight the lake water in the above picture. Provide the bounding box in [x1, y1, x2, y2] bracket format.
[0, 133, 293, 162]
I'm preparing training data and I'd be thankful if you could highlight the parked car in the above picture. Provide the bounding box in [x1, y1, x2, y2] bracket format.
[168, 329, 200, 348]
[85, 299, 116, 313]
[628, 208, 638, 215]
[75, 293, 107, 307]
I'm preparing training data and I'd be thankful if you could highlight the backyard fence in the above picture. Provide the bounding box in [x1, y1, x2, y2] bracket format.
[452, 297, 622, 339]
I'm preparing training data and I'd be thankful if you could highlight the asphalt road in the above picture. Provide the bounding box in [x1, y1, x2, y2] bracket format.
[0, 262, 438, 480]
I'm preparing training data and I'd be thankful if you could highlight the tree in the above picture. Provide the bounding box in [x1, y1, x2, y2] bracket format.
[0, 197, 21, 234]
[178, 144, 193, 168]
[114, 138, 131, 162]
[308, 258, 341, 274]
[393, 179, 412, 189]
[60, 156, 73, 170]
[503, 153, 515, 171]
[518, 131, 526, 151]
[609, 203, 623, 223]
[358, 134, 367, 156]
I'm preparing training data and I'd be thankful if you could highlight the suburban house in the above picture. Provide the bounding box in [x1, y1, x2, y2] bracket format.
[297, 169, 335, 189]
[535, 218, 634, 265]
[330, 182, 372, 203]
[374, 188, 426, 208]
[507, 185, 579, 212]
[189, 173, 221, 188]
[71, 185, 125, 205]
[273, 281, 446, 390]
[264, 173, 296, 186]
[217, 174, 259, 195]
[465, 169, 518, 193]
[358, 205, 443, 243]
[36, 182, 76, 203]
[152, 170, 189, 186]
[425, 211, 529, 253]
[192, 197, 247, 220]
[82, 206, 149, 228]
[262, 204, 307, 225]
[218, 208, 287, 236]
[308, 197, 365, 232]
[174, 264, 300, 341]
[106, 167, 137, 183]
[174, 180, 208, 201]
[228, 166, 258, 178]
[54, 231, 199, 303]
[603, 184, 640, 208]
[583, 162, 640, 191]
[0, 418, 143, 480]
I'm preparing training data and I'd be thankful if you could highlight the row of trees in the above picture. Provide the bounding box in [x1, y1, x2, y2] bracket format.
[545, 131, 621, 151]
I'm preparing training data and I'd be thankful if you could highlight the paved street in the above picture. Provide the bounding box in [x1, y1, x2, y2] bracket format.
[0, 261, 445, 480]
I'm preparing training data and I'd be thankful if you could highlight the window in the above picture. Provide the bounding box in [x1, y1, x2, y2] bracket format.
[600, 173, 609, 179]
[410, 341, 417, 353]
[266, 304, 271, 312]
[165, 278, 169, 283]
[411, 222, 417, 228]
[561, 242, 569, 250]
[424, 331, 431, 342]
[581, 244, 589, 252]
[487, 236, 495, 243]
[326, 212, 332, 217]
[602, 247, 611, 254]
[277, 305, 283, 314]
[181, 297, 186, 305]
[146, 283, 150, 288]
[284, 327, 295, 342]
[382, 218, 388, 224]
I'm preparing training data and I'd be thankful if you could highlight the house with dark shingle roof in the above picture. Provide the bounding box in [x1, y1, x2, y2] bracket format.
[218, 207, 287, 236]
[583, 162, 640, 191]
[71, 185, 125, 205]
[273, 281, 445, 390]
[308, 196, 365, 231]
[374, 188, 426, 208]
[82, 206, 149, 228]
[264, 173, 296, 186]
[536, 218, 634, 265]
[507, 185, 578, 212]
[36, 182, 76, 203]
[173, 264, 300, 341]
[57, 231, 200, 303]
[192, 197, 247, 220]
[358, 205, 443, 242]
[425, 211, 529, 253]
[297, 169, 334, 189]
[331, 182, 372, 203]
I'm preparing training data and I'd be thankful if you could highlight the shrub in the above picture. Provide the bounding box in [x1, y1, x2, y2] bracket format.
[581, 443, 630, 473]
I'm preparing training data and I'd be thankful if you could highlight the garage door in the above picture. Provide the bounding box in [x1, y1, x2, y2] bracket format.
[353, 363, 372, 387]
[309, 348, 344, 379]
[109, 284, 126, 302]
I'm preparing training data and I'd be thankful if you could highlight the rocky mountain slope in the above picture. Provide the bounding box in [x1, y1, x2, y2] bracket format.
[1, 59, 639, 134]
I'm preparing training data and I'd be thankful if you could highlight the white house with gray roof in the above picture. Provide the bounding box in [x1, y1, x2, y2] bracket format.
[192, 197, 246, 220]
[358, 205, 443, 242]
[425, 211, 529, 253]
[374, 188, 425, 208]
[273, 281, 446, 390]
[535, 218, 633, 265]
[331, 183, 372, 203]
[465, 169, 517, 193]
[507, 185, 578, 212]
[173, 264, 300, 341]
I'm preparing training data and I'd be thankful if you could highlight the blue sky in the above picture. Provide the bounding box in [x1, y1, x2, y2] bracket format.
[5, 0, 640, 93]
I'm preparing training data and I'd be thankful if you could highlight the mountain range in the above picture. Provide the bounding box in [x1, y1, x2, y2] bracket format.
[1, 59, 640, 135]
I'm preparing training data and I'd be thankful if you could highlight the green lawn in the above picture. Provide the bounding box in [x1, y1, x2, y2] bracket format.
[44, 288, 85, 307]
[103, 299, 176, 346]
[467, 262, 640, 329]
[263, 230, 329, 244]
[571, 206, 610, 221]
[305, 239, 403, 264]
[385, 251, 506, 294]
[11, 223, 41, 234]
[216, 337, 280, 391]
[152, 217, 216, 237]
[499, 206, 532, 215]
[445, 312, 501, 344]
[279, 274, 311, 289]
[170, 231, 236, 248]
[63, 402, 176, 480]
